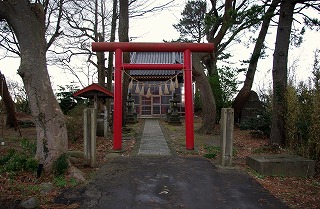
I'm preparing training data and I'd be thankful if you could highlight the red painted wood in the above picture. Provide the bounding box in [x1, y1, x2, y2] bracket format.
[92, 42, 214, 52]
[92, 42, 215, 151]
[122, 64, 184, 70]
[113, 49, 123, 150]
[73, 83, 114, 98]
[184, 49, 194, 150]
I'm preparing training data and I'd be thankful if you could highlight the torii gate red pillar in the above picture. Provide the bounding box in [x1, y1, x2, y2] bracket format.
[114, 48, 123, 149]
[92, 42, 214, 150]
[183, 49, 194, 149]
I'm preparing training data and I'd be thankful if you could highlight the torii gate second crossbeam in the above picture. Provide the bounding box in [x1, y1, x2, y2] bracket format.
[92, 42, 214, 150]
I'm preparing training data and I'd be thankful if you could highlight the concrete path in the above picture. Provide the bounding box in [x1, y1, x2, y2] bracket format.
[56, 157, 289, 209]
[138, 119, 171, 156]
[55, 119, 289, 209]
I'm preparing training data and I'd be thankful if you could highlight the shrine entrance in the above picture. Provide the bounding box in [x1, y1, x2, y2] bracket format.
[92, 42, 214, 150]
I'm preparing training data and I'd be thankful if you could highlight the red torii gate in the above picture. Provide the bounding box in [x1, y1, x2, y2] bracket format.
[92, 42, 214, 150]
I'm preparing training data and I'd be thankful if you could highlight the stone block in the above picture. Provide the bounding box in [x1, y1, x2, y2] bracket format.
[246, 154, 315, 177]
[96, 119, 105, 137]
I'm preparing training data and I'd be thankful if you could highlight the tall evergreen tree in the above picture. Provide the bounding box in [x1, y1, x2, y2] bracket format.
[173, 0, 207, 43]
[232, 0, 281, 123]
[270, 0, 320, 146]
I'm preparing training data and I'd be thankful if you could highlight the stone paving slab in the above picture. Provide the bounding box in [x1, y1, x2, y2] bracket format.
[138, 119, 171, 156]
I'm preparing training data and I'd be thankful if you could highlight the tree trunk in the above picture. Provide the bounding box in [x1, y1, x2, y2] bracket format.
[193, 53, 216, 134]
[97, 34, 106, 112]
[95, 0, 106, 112]
[97, 33, 106, 86]
[202, 0, 234, 124]
[232, 0, 280, 123]
[270, 0, 296, 147]
[96, 0, 106, 87]
[206, 0, 233, 77]
[0, 72, 19, 131]
[0, 2, 68, 170]
[119, 0, 130, 126]
[106, 0, 118, 120]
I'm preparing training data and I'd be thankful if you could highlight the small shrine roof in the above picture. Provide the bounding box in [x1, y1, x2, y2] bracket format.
[73, 83, 114, 98]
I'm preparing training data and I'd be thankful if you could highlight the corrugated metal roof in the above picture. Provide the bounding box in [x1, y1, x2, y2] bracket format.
[130, 52, 183, 76]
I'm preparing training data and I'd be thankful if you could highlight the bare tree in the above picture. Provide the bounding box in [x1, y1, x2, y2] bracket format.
[0, 1, 68, 171]
[128, 0, 174, 18]
[53, 0, 112, 87]
[53, 0, 174, 87]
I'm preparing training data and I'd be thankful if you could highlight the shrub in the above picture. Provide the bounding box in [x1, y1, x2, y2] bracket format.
[208, 66, 239, 121]
[240, 109, 271, 137]
[20, 138, 37, 155]
[0, 150, 38, 173]
[208, 75, 223, 121]
[285, 84, 300, 152]
[309, 94, 320, 160]
[309, 49, 320, 161]
[0, 149, 15, 165]
[281, 49, 320, 164]
[0, 139, 38, 174]
[66, 105, 87, 142]
[56, 85, 87, 114]
[52, 153, 69, 176]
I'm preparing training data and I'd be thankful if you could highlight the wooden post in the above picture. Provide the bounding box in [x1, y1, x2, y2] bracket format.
[84, 108, 97, 167]
[220, 108, 234, 167]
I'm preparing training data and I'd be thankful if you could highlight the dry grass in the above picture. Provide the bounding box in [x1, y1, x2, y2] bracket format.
[1, 115, 319, 208]
[162, 117, 320, 209]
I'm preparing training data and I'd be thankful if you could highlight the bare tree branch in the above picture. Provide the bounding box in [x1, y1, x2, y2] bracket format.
[46, 0, 64, 50]
[129, 0, 174, 18]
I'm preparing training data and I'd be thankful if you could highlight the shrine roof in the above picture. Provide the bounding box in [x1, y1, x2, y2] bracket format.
[73, 83, 114, 98]
[129, 52, 183, 76]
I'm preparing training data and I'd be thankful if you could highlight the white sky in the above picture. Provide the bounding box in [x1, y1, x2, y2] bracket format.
[0, 0, 319, 93]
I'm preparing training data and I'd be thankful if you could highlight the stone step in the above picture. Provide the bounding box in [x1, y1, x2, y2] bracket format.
[246, 154, 315, 177]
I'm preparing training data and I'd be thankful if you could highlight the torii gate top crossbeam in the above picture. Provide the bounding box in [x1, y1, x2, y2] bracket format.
[92, 42, 214, 52]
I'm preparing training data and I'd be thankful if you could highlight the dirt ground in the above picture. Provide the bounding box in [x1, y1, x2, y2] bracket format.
[0, 115, 319, 208]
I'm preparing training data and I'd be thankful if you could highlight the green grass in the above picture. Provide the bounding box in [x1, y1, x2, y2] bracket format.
[246, 167, 265, 179]
[203, 145, 220, 159]
[53, 176, 68, 188]
[203, 153, 217, 159]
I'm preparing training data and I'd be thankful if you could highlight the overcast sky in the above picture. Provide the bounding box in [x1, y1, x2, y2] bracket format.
[0, 0, 319, 93]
